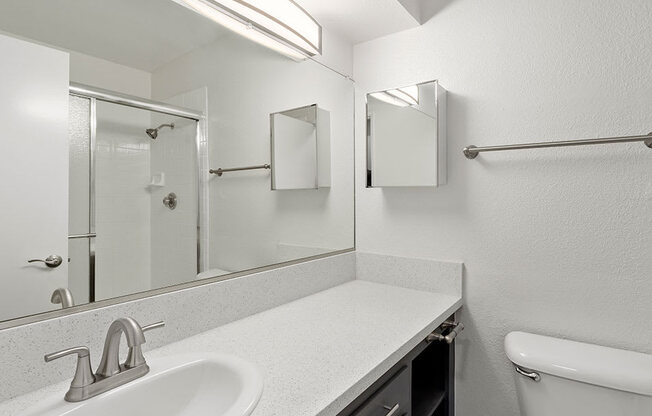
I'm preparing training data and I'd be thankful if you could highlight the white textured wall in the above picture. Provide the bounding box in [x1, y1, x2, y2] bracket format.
[353, 1, 652, 415]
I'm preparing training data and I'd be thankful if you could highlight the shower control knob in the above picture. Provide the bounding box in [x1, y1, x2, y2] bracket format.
[163, 192, 177, 210]
[28, 254, 63, 268]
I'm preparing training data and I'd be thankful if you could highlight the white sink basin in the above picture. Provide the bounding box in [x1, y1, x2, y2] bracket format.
[21, 353, 263, 416]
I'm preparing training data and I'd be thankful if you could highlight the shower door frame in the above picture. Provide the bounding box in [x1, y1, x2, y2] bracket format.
[69, 82, 209, 301]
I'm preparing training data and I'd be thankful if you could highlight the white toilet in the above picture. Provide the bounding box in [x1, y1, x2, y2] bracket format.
[505, 331, 652, 415]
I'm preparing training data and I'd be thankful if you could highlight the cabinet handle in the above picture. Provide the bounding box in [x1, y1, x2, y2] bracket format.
[382, 403, 400, 416]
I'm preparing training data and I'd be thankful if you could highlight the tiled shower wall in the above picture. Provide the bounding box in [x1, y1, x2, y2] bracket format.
[149, 87, 208, 288]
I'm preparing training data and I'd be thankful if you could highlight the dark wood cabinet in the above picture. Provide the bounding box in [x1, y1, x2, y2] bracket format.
[338, 319, 456, 416]
[350, 366, 410, 416]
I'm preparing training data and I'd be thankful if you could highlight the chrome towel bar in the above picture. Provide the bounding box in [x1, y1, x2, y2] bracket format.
[209, 164, 271, 176]
[463, 132, 652, 159]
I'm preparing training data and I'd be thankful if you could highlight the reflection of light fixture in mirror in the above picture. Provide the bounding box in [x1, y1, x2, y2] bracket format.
[369, 92, 409, 107]
[180, 0, 321, 61]
[370, 85, 420, 107]
[388, 86, 419, 105]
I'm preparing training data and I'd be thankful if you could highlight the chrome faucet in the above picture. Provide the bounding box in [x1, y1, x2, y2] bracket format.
[44, 318, 164, 402]
[96, 318, 147, 377]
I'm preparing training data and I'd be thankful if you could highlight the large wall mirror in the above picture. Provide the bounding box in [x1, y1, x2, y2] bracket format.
[0, 0, 354, 326]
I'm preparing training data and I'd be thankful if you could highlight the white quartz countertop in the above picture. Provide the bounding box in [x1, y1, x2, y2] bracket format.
[1, 280, 462, 416]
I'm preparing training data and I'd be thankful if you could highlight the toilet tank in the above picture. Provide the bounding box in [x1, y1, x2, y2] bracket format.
[505, 331, 652, 416]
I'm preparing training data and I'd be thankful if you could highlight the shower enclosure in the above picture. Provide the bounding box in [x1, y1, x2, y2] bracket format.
[67, 84, 208, 304]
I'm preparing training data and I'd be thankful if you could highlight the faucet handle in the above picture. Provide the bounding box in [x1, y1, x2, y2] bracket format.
[45, 346, 95, 388]
[124, 321, 165, 369]
[142, 321, 165, 333]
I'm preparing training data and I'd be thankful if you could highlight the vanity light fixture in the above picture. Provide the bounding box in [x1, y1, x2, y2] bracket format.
[370, 85, 420, 107]
[180, 0, 322, 61]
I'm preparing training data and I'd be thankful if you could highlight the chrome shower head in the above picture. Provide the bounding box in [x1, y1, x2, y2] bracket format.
[146, 128, 158, 139]
[145, 123, 174, 140]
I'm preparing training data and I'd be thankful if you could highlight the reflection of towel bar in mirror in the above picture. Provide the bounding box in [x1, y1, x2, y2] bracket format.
[68, 233, 97, 239]
[209, 164, 271, 176]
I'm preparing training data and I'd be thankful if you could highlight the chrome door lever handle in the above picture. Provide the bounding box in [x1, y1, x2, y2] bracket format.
[28, 254, 63, 268]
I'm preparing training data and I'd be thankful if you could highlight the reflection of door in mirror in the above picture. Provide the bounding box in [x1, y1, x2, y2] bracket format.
[0, 34, 70, 321]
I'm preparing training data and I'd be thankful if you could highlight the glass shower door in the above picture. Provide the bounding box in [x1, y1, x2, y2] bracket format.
[68, 95, 92, 304]
[67, 96, 200, 304]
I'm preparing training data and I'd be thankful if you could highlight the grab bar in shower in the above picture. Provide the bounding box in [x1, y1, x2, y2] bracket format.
[209, 164, 271, 176]
[463, 132, 652, 159]
[68, 233, 97, 239]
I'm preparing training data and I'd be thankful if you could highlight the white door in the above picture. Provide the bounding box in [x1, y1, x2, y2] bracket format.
[0, 33, 70, 322]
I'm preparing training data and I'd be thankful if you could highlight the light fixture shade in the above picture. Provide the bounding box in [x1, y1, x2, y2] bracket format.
[181, 0, 322, 60]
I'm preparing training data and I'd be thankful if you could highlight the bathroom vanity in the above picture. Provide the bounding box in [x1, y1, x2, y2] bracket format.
[339, 326, 456, 416]
[143, 280, 462, 416]
[0, 255, 463, 416]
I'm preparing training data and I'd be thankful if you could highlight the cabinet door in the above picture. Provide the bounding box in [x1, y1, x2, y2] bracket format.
[0, 33, 70, 321]
[351, 366, 410, 416]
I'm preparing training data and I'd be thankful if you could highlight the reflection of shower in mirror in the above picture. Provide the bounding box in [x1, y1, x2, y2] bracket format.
[145, 123, 175, 140]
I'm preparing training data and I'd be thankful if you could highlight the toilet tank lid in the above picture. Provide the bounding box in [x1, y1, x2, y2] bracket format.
[505, 331, 652, 396]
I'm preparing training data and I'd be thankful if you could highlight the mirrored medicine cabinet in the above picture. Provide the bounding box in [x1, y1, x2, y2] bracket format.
[366, 80, 447, 188]
[271, 104, 331, 190]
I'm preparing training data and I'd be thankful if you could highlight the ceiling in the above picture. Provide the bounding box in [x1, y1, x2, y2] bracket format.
[0, 0, 447, 72]
[296, 0, 433, 44]
[0, 0, 229, 72]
